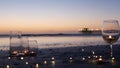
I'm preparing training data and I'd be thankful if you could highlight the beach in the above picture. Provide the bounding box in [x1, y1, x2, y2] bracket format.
[0, 35, 120, 68]
[0, 44, 120, 68]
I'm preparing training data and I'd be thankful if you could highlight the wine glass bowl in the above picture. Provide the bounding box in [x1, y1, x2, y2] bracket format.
[102, 20, 120, 60]
[102, 20, 119, 44]
[102, 34, 119, 44]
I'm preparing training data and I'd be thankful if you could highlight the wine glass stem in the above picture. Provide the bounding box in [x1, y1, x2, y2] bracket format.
[110, 44, 113, 58]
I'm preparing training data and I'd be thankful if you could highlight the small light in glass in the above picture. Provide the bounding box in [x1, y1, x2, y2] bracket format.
[36, 64, 39, 68]
[26, 62, 28, 64]
[95, 56, 98, 58]
[51, 61, 55, 64]
[88, 56, 91, 59]
[24, 50, 28, 54]
[82, 49, 84, 52]
[8, 57, 11, 59]
[43, 61, 47, 64]
[112, 57, 115, 60]
[92, 51, 95, 55]
[31, 51, 35, 54]
[12, 51, 18, 54]
[52, 57, 55, 60]
[99, 56, 102, 58]
[109, 35, 112, 39]
[82, 57, 85, 61]
[6, 65, 10, 68]
[98, 58, 102, 61]
[70, 57, 72, 60]
[21, 57, 24, 60]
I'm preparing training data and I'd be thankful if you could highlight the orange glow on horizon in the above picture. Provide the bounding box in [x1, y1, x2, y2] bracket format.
[0, 18, 101, 34]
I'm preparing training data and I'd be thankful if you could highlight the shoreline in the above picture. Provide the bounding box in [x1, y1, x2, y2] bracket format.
[0, 33, 101, 37]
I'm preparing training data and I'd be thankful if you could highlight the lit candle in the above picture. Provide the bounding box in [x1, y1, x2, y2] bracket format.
[43, 61, 47, 64]
[109, 35, 112, 39]
[24, 50, 28, 54]
[111, 57, 115, 63]
[112, 57, 115, 60]
[31, 51, 35, 54]
[36, 64, 39, 68]
[26, 62, 28, 64]
[88, 56, 91, 59]
[21, 57, 24, 60]
[99, 56, 102, 58]
[12, 51, 18, 54]
[98, 58, 102, 61]
[70, 57, 72, 60]
[82, 57, 85, 60]
[95, 56, 98, 58]
[8, 57, 11, 59]
[52, 57, 55, 60]
[51, 61, 55, 64]
[82, 49, 84, 52]
[92, 51, 95, 55]
[6, 65, 10, 68]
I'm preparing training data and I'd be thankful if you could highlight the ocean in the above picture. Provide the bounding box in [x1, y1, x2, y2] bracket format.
[0, 35, 120, 50]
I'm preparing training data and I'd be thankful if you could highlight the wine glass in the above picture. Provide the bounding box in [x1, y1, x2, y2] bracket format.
[102, 20, 119, 60]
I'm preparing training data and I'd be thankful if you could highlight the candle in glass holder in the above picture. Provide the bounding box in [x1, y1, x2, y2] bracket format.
[51, 61, 55, 64]
[82, 57, 85, 60]
[24, 50, 28, 54]
[36, 64, 39, 68]
[8, 57, 11, 59]
[43, 61, 47, 64]
[109, 35, 112, 38]
[100, 56, 102, 58]
[21, 57, 24, 60]
[26, 62, 28, 64]
[88, 56, 91, 59]
[52, 57, 55, 60]
[6, 65, 10, 68]
[92, 51, 95, 55]
[70, 57, 72, 60]
[82, 49, 84, 52]
[95, 56, 98, 58]
[112, 57, 115, 60]
[12, 51, 18, 54]
[98, 58, 102, 61]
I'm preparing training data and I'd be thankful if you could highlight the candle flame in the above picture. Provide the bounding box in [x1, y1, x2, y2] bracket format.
[109, 35, 112, 39]
[99, 58, 102, 61]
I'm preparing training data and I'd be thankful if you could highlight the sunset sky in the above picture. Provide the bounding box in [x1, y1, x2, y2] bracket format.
[0, 0, 120, 34]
